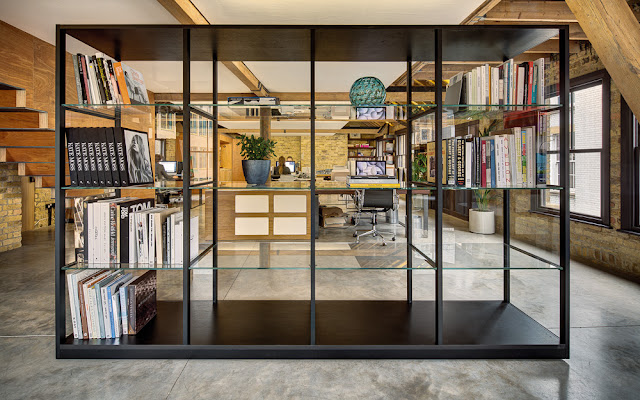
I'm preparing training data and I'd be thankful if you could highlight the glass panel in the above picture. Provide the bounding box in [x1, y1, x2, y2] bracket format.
[572, 152, 601, 217]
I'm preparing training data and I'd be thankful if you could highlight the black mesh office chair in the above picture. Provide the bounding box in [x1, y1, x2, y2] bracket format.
[353, 189, 397, 246]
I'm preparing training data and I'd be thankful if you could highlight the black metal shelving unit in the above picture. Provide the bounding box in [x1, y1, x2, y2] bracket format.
[55, 24, 570, 359]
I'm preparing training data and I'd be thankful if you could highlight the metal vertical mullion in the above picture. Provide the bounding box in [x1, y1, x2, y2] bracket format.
[310, 29, 316, 345]
[54, 25, 66, 357]
[503, 191, 511, 302]
[212, 54, 218, 303]
[559, 26, 570, 356]
[434, 29, 444, 345]
[406, 60, 413, 303]
[182, 28, 191, 345]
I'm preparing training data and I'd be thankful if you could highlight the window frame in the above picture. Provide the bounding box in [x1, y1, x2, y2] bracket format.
[620, 95, 640, 234]
[532, 69, 611, 227]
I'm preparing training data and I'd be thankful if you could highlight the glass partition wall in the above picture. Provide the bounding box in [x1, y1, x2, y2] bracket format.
[55, 25, 569, 358]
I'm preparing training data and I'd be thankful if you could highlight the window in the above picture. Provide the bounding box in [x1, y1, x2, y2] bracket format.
[535, 70, 610, 226]
[621, 96, 640, 232]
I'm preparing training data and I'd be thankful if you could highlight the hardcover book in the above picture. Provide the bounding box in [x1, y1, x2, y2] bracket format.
[127, 270, 157, 335]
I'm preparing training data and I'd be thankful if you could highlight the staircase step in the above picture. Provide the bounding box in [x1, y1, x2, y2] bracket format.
[0, 108, 48, 129]
[17, 162, 70, 176]
[0, 83, 25, 91]
[0, 147, 55, 162]
[0, 129, 54, 147]
[0, 89, 27, 107]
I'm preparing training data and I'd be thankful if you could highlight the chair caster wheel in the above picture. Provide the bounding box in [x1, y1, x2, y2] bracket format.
[373, 233, 377, 237]
[392, 237, 396, 241]
[353, 232, 358, 237]
[382, 242, 387, 246]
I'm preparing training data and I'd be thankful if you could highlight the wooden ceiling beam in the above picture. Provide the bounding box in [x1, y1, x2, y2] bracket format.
[475, 21, 587, 40]
[565, 0, 640, 119]
[484, 0, 578, 23]
[156, 0, 208, 24]
[221, 61, 270, 97]
[460, 0, 503, 25]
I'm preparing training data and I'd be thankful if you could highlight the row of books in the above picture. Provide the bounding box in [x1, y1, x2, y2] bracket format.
[424, 126, 545, 187]
[66, 127, 154, 187]
[75, 196, 199, 266]
[72, 53, 149, 105]
[448, 58, 545, 107]
[66, 269, 156, 339]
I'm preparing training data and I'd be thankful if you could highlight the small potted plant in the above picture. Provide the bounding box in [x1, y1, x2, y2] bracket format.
[412, 153, 429, 182]
[469, 189, 496, 234]
[237, 134, 277, 185]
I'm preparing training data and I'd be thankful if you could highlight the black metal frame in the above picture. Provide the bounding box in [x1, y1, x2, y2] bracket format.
[532, 69, 611, 227]
[54, 24, 570, 359]
[620, 95, 640, 233]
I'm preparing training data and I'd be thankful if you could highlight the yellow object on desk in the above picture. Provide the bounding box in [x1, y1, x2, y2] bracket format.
[347, 183, 401, 188]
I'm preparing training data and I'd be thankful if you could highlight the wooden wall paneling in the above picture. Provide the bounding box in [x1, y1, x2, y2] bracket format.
[20, 176, 34, 231]
[0, 22, 35, 108]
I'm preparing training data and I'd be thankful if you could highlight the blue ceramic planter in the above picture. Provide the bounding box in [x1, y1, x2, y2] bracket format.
[242, 160, 271, 185]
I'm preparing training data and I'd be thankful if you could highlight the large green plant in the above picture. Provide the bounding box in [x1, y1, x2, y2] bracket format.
[412, 153, 429, 182]
[473, 189, 497, 212]
[237, 134, 277, 160]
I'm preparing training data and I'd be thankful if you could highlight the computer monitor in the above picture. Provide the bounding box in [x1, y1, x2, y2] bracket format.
[159, 161, 177, 174]
[356, 160, 387, 176]
[285, 161, 296, 173]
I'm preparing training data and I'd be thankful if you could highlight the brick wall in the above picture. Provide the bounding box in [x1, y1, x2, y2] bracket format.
[34, 188, 54, 229]
[507, 43, 640, 280]
[270, 136, 301, 164]
[300, 134, 348, 170]
[0, 164, 22, 251]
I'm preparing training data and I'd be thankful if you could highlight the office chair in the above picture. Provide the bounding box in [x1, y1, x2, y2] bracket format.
[353, 189, 397, 246]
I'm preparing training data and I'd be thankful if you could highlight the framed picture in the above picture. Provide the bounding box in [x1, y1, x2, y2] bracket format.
[356, 107, 386, 120]
[123, 128, 154, 184]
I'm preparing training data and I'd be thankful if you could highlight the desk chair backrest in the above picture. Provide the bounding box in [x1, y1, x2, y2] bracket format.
[362, 189, 393, 210]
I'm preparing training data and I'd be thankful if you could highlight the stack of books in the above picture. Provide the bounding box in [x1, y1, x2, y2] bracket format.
[74, 196, 199, 267]
[424, 125, 547, 188]
[72, 53, 149, 105]
[448, 57, 546, 107]
[66, 270, 157, 339]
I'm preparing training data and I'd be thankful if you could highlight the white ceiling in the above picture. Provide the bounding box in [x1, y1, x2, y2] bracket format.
[1, 0, 483, 94]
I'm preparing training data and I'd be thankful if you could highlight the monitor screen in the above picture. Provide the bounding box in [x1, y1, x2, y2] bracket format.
[159, 161, 177, 174]
[285, 161, 296, 172]
[356, 161, 386, 176]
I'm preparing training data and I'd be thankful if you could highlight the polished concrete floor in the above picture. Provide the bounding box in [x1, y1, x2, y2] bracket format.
[1, 223, 640, 399]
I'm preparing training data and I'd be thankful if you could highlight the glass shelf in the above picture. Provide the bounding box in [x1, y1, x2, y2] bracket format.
[411, 243, 561, 270]
[186, 181, 428, 190]
[62, 179, 214, 191]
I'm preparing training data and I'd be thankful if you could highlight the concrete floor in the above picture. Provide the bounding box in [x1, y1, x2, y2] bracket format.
[1, 225, 640, 399]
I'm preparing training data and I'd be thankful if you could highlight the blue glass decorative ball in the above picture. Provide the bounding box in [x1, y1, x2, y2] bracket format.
[349, 77, 386, 106]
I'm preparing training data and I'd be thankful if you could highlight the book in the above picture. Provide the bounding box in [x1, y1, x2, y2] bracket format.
[127, 271, 157, 335]
[489, 139, 496, 188]
[113, 127, 129, 186]
[426, 142, 436, 184]
[117, 198, 154, 264]
[456, 138, 465, 186]
[465, 140, 472, 188]
[65, 128, 78, 186]
[114, 62, 149, 105]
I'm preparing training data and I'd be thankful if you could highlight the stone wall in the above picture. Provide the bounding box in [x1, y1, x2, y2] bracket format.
[507, 44, 640, 280]
[0, 164, 22, 251]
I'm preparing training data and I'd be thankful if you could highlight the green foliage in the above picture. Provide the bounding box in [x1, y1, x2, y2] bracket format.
[236, 134, 277, 160]
[412, 153, 429, 181]
[480, 119, 500, 137]
[474, 189, 497, 212]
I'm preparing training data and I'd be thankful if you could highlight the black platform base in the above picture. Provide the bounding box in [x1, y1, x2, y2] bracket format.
[60, 300, 565, 359]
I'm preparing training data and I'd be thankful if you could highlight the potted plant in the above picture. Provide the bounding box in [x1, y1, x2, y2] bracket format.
[469, 189, 496, 234]
[237, 134, 277, 185]
[412, 153, 429, 182]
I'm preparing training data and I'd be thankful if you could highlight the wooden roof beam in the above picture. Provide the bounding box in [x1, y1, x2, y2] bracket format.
[156, 0, 209, 24]
[221, 61, 270, 97]
[475, 21, 587, 40]
[484, 0, 578, 23]
[460, 0, 502, 25]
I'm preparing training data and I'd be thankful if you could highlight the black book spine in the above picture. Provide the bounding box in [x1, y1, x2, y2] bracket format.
[72, 128, 85, 186]
[113, 127, 129, 186]
[96, 57, 113, 103]
[119, 199, 154, 264]
[106, 60, 120, 103]
[80, 131, 90, 186]
[91, 56, 108, 104]
[65, 129, 78, 186]
[92, 128, 106, 187]
[85, 129, 99, 186]
[99, 128, 113, 186]
[106, 128, 120, 186]
[475, 137, 481, 186]
[456, 138, 465, 186]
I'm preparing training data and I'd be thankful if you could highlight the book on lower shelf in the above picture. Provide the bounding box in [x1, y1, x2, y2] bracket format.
[73, 196, 199, 267]
[67, 269, 157, 340]
[418, 123, 547, 188]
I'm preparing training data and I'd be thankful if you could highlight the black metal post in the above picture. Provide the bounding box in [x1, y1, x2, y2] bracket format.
[559, 26, 571, 357]
[503, 191, 511, 302]
[406, 60, 413, 303]
[434, 29, 444, 345]
[310, 29, 316, 345]
[182, 28, 191, 344]
[54, 25, 66, 358]
[212, 54, 218, 303]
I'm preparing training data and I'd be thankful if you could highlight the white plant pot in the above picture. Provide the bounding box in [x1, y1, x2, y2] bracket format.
[469, 209, 495, 235]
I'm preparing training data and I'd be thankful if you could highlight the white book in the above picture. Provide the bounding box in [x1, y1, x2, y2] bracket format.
[503, 135, 512, 187]
[114, 275, 136, 337]
[535, 58, 545, 104]
[190, 216, 199, 262]
[509, 135, 517, 188]
[485, 64, 490, 105]
[148, 211, 155, 266]
[106, 273, 130, 338]
[101, 280, 113, 338]
[66, 272, 80, 338]
[465, 141, 472, 188]
[82, 271, 108, 338]
[517, 66, 525, 105]
[129, 210, 137, 264]
[101, 201, 110, 264]
[514, 129, 523, 186]
[494, 136, 503, 187]
[528, 127, 535, 186]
